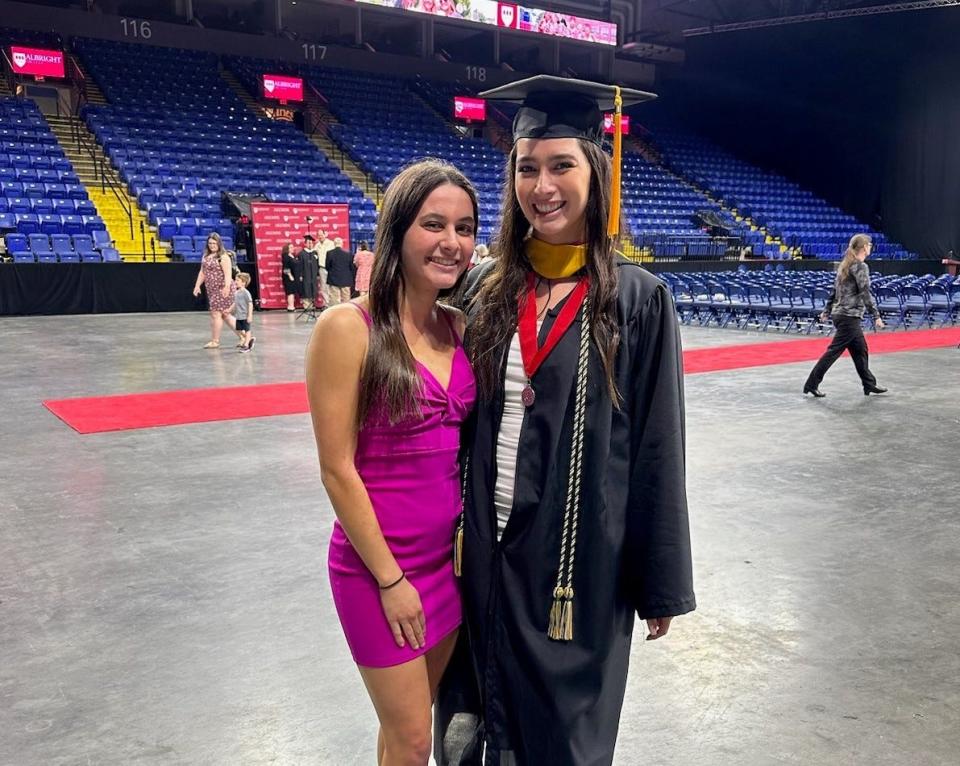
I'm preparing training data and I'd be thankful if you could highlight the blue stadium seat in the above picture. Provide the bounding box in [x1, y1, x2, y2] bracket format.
[51, 233, 73, 257]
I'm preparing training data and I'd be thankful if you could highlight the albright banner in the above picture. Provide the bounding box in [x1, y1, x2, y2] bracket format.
[262, 74, 304, 102]
[251, 202, 350, 309]
[10, 46, 66, 78]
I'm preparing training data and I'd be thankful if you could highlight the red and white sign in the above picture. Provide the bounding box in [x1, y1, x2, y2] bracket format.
[251, 202, 350, 310]
[603, 113, 631, 135]
[262, 74, 304, 103]
[454, 96, 486, 122]
[9, 46, 65, 78]
[497, 2, 518, 28]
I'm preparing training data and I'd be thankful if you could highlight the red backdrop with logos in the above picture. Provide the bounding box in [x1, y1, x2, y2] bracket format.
[251, 202, 350, 309]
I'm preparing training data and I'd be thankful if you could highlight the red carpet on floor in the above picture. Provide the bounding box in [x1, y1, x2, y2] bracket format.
[683, 326, 960, 374]
[43, 327, 959, 433]
[44, 382, 308, 434]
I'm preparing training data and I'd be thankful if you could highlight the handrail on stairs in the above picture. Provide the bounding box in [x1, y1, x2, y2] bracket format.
[68, 116, 135, 242]
[68, 54, 88, 111]
[0, 48, 18, 96]
[302, 81, 382, 206]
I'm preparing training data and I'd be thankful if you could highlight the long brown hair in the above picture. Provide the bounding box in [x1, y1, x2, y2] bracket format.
[837, 233, 872, 283]
[466, 139, 622, 403]
[358, 159, 478, 425]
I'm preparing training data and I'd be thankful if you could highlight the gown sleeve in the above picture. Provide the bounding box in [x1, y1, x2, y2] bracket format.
[622, 282, 696, 619]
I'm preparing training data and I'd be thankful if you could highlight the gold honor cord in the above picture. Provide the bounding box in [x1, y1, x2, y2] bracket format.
[547, 293, 590, 642]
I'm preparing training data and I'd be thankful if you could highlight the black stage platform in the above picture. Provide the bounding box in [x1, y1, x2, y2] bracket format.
[0, 260, 943, 316]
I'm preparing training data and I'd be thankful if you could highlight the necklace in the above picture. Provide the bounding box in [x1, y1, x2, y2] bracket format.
[535, 277, 552, 321]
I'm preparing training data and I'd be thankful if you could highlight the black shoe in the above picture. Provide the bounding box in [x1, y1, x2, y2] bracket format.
[803, 385, 826, 398]
[863, 384, 888, 395]
[247, 336, 255, 351]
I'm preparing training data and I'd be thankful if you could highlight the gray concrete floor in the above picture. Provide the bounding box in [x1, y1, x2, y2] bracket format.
[1, 312, 958, 766]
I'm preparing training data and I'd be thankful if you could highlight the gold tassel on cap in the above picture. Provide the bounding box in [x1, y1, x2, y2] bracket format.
[607, 86, 623, 239]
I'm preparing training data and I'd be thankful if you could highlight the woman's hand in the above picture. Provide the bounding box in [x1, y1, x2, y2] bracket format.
[645, 616, 673, 641]
[192, 286, 201, 297]
[875, 317, 885, 329]
[380, 577, 426, 650]
[819, 311, 829, 322]
[220, 285, 230, 298]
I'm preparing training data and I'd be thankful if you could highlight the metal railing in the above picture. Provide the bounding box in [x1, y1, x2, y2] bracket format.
[68, 116, 136, 244]
[68, 54, 88, 113]
[0, 48, 18, 96]
[302, 81, 382, 205]
[623, 234, 745, 263]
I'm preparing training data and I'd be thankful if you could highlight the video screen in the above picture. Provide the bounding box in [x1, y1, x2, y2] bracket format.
[10, 46, 65, 78]
[454, 96, 487, 121]
[262, 74, 304, 102]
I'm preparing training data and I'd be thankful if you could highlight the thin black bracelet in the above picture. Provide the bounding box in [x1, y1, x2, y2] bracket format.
[379, 573, 405, 591]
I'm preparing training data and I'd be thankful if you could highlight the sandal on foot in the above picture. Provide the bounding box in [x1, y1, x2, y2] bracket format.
[203, 341, 220, 349]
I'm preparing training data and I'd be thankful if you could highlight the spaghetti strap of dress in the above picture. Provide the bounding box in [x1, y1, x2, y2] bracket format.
[345, 301, 372, 328]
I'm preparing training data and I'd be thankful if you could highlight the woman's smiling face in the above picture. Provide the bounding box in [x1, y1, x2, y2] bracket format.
[514, 137, 591, 245]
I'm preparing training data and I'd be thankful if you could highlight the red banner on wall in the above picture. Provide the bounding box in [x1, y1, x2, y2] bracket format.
[251, 202, 351, 310]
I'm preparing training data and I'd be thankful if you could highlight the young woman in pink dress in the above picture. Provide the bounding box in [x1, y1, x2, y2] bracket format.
[305, 159, 477, 766]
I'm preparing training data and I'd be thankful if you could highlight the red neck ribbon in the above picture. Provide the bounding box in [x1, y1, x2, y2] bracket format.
[518, 271, 589, 382]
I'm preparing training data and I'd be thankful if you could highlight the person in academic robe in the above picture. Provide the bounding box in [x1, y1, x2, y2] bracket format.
[435, 75, 696, 766]
[298, 233, 320, 309]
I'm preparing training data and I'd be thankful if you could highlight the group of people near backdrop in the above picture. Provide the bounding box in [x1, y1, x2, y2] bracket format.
[281, 231, 375, 312]
[304, 74, 886, 766]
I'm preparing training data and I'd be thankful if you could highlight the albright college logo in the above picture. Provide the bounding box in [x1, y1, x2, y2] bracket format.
[264, 78, 276, 93]
[498, 3, 518, 28]
[13, 52, 26, 68]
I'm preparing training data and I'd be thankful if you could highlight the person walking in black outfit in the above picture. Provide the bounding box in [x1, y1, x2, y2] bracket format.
[324, 237, 355, 305]
[804, 234, 888, 397]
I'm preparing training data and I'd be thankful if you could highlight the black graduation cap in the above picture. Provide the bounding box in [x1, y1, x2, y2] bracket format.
[303, 233, 315, 242]
[479, 75, 657, 236]
[479, 75, 656, 145]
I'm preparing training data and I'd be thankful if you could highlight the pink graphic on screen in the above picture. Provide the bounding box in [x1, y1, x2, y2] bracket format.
[262, 74, 304, 102]
[10, 46, 65, 78]
[497, 2, 519, 28]
[454, 96, 486, 121]
[604, 114, 631, 135]
[354, 0, 615, 44]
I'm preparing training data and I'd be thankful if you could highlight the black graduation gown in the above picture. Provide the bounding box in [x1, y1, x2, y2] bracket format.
[281, 251, 301, 296]
[439, 257, 695, 766]
[299, 248, 319, 301]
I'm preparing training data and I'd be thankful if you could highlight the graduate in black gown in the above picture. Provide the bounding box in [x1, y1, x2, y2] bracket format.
[436, 76, 696, 766]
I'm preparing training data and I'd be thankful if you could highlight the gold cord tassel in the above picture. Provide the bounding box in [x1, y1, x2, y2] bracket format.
[453, 516, 464, 577]
[560, 587, 574, 642]
[607, 86, 623, 239]
[547, 586, 566, 640]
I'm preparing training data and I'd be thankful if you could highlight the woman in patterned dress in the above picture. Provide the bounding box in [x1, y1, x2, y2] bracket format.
[192, 232, 237, 349]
